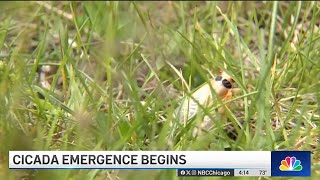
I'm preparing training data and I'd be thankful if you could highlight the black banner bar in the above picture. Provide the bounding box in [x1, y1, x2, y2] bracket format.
[177, 169, 234, 177]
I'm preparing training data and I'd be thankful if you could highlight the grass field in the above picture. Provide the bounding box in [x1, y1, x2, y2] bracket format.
[0, 1, 319, 179]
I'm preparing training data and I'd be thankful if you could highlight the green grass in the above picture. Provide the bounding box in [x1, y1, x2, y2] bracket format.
[0, 1, 319, 179]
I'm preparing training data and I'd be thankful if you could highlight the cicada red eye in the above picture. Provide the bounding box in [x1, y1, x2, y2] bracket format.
[222, 79, 232, 89]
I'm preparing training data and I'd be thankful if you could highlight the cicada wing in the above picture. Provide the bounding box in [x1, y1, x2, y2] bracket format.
[175, 83, 213, 123]
[175, 95, 199, 123]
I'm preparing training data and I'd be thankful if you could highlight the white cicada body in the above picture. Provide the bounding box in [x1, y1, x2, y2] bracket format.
[174, 71, 235, 134]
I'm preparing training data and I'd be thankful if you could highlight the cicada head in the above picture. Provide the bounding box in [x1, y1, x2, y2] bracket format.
[212, 70, 235, 98]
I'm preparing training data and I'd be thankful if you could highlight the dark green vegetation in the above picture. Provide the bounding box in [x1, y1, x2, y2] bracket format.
[0, 1, 319, 179]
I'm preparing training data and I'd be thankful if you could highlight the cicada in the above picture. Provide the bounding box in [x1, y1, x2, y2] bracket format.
[173, 70, 236, 136]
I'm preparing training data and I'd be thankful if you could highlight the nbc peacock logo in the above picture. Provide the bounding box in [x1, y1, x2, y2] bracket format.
[279, 156, 303, 171]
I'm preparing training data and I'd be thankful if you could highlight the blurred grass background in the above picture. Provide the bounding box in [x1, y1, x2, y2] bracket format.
[0, 1, 319, 179]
